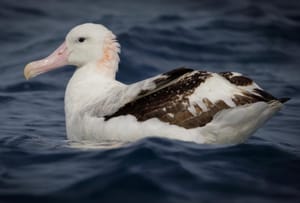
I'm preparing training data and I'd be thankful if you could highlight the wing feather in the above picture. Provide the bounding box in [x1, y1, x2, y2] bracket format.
[104, 68, 281, 129]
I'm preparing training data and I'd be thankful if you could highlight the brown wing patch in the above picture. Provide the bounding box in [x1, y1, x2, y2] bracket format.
[220, 72, 281, 104]
[178, 100, 230, 128]
[137, 67, 194, 97]
[220, 72, 253, 86]
[232, 88, 279, 106]
[104, 71, 212, 128]
[253, 88, 277, 101]
[104, 70, 281, 129]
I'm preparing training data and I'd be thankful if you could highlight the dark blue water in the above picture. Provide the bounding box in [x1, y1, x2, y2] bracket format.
[1, 0, 300, 202]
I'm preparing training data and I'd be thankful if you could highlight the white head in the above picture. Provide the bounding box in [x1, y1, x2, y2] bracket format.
[24, 23, 120, 79]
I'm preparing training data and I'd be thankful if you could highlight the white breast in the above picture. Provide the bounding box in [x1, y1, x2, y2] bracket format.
[64, 64, 125, 140]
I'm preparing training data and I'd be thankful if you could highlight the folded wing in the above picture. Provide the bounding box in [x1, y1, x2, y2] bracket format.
[104, 67, 283, 129]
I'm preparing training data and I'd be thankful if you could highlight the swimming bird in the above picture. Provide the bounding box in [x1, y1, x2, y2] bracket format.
[24, 23, 289, 144]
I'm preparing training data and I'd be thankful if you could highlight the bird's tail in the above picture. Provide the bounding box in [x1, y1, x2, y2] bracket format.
[278, 98, 290, 103]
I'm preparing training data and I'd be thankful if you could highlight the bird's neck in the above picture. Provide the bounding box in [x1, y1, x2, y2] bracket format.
[64, 64, 125, 140]
[64, 63, 123, 119]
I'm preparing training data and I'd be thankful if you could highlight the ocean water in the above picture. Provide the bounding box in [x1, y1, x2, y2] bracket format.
[0, 0, 300, 202]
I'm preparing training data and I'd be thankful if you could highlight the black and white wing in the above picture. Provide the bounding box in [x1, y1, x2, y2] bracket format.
[104, 67, 287, 129]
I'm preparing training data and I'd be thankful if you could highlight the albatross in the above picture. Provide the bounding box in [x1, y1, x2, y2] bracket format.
[24, 23, 289, 144]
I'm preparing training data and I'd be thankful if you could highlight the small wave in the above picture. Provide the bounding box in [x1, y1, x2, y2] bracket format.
[0, 81, 57, 92]
[0, 95, 14, 103]
[151, 14, 185, 24]
[2, 3, 48, 18]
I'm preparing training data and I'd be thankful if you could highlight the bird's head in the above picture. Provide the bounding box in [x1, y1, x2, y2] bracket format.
[24, 23, 120, 80]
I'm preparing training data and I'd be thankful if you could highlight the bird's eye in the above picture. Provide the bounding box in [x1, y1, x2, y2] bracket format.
[78, 37, 86, 43]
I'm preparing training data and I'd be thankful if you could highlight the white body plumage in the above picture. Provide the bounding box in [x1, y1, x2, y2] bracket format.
[24, 23, 286, 145]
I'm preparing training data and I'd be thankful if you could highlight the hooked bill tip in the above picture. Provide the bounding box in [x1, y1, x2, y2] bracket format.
[24, 63, 35, 80]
